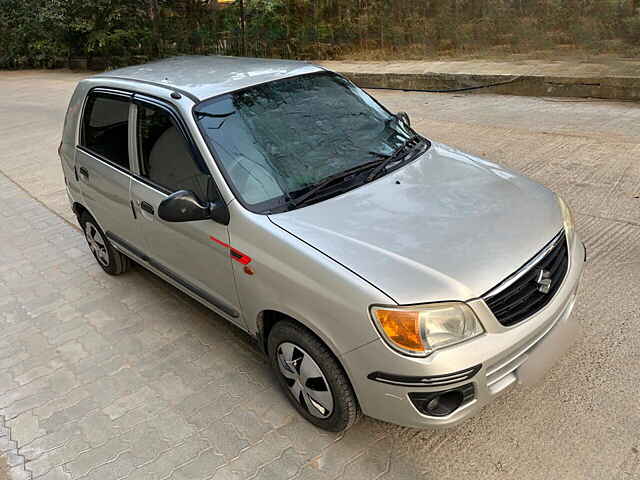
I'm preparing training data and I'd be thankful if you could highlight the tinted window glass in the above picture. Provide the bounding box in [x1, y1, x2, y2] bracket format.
[82, 95, 130, 169]
[137, 103, 212, 201]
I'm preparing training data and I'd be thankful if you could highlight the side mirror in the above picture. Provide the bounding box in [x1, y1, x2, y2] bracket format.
[158, 190, 229, 225]
[396, 111, 411, 127]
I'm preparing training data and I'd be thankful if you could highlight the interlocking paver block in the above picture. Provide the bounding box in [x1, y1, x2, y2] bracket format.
[245, 388, 296, 430]
[217, 372, 267, 400]
[0, 352, 30, 373]
[54, 341, 89, 365]
[126, 434, 210, 480]
[109, 396, 170, 432]
[78, 411, 117, 447]
[102, 386, 157, 421]
[0, 373, 17, 396]
[46, 369, 78, 396]
[150, 372, 195, 406]
[252, 447, 306, 480]
[127, 426, 172, 467]
[33, 388, 89, 421]
[7, 411, 43, 446]
[221, 410, 271, 444]
[13, 364, 57, 387]
[341, 436, 393, 479]
[153, 411, 196, 444]
[211, 430, 292, 480]
[2, 390, 57, 421]
[178, 385, 235, 421]
[202, 420, 250, 462]
[27, 435, 90, 477]
[83, 368, 146, 408]
[312, 421, 387, 477]
[278, 420, 337, 457]
[19, 421, 80, 460]
[171, 448, 226, 480]
[83, 451, 137, 480]
[184, 392, 241, 430]
[73, 355, 127, 385]
[40, 395, 98, 433]
[39, 465, 72, 480]
[64, 437, 128, 478]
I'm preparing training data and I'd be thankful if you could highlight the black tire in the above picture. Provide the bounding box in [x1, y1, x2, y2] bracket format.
[268, 320, 360, 432]
[79, 212, 130, 275]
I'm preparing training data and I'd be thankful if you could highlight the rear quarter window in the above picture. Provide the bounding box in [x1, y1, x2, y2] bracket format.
[81, 94, 130, 169]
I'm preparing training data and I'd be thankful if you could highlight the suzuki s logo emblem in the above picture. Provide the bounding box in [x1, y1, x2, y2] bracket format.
[536, 269, 552, 294]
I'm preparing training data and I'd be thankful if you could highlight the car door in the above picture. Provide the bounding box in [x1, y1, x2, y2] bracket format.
[129, 95, 244, 327]
[76, 89, 140, 249]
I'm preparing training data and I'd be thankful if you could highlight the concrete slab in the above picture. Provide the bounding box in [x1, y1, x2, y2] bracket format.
[319, 58, 640, 100]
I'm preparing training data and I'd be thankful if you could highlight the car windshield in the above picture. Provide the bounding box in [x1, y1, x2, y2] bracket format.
[195, 72, 417, 213]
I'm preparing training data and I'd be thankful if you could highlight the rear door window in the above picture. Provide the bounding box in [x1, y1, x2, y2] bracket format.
[81, 94, 131, 169]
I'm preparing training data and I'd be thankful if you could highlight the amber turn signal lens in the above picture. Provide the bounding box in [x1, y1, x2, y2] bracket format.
[372, 303, 484, 357]
[374, 309, 424, 353]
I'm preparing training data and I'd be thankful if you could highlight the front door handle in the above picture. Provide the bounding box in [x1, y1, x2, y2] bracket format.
[140, 201, 155, 215]
[78, 167, 89, 179]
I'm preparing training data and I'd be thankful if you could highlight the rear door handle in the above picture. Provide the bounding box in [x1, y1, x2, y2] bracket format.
[140, 201, 154, 215]
[78, 167, 89, 178]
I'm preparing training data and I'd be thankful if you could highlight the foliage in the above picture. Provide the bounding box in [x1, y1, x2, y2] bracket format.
[1, 0, 638, 69]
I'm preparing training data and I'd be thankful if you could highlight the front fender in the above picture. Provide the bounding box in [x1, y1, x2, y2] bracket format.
[227, 205, 394, 356]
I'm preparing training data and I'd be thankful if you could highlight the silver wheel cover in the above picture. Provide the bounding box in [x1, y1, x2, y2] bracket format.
[84, 221, 110, 267]
[276, 342, 334, 419]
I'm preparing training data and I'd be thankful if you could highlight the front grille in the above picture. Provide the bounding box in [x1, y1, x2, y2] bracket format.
[484, 231, 568, 327]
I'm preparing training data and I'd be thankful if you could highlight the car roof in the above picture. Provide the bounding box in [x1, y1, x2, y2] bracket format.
[93, 55, 324, 102]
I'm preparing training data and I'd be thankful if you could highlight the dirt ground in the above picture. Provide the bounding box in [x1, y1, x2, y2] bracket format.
[0, 457, 8, 480]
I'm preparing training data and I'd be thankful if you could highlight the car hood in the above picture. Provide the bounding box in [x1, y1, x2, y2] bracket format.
[269, 142, 563, 305]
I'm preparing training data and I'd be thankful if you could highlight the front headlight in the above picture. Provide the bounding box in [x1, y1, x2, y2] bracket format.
[557, 195, 575, 247]
[370, 302, 484, 357]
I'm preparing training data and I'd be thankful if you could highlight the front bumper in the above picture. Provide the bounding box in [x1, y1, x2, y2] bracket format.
[342, 235, 586, 428]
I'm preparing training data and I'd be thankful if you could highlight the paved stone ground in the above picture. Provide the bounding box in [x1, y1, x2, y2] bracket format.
[0, 70, 639, 480]
[0, 170, 405, 480]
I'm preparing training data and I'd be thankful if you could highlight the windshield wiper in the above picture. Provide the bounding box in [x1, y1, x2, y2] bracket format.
[194, 110, 235, 120]
[289, 159, 384, 208]
[288, 137, 426, 209]
[365, 136, 424, 182]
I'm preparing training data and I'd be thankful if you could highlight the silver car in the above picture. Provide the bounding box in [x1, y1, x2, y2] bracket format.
[60, 56, 585, 432]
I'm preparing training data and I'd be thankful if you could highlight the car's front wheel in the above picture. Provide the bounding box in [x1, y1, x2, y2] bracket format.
[268, 320, 360, 432]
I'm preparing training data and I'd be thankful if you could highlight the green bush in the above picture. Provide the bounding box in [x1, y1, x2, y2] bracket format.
[0, 0, 638, 69]
[623, 15, 640, 43]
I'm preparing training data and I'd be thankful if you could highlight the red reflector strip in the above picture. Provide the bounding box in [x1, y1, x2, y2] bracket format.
[209, 235, 229, 248]
[209, 235, 252, 265]
[230, 249, 252, 265]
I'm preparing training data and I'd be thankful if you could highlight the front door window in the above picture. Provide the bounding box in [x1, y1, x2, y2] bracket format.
[137, 103, 212, 201]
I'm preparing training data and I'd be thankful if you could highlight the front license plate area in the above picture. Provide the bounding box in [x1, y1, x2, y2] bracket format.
[516, 315, 580, 387]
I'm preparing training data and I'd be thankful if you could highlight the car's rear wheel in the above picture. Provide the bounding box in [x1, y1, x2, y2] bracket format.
[268, 320, 360, 432]
[79, 212, 130, 275]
